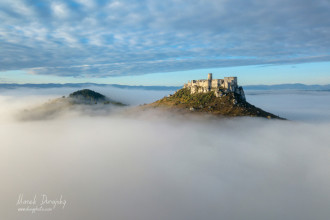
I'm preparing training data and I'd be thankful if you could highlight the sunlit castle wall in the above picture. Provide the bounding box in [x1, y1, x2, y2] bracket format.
[184, 74, 238, 93]
[223, 77, 238, 91]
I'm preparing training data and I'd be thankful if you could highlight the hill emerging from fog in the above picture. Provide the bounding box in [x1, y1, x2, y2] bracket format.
[18, 88, 284, 120]
[67, 89, 125, 106]
[143, 88, 284, 119]
[69, 89, 106, 101]
[19, 89, 125, 120]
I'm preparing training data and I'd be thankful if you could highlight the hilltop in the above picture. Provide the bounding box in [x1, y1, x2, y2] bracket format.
[69, 89, 106, 102]
[19, 89, 125, 120]
[144, 88, 283, 119]
[67, 89, 125, 106]
[142, 73, 284, 119]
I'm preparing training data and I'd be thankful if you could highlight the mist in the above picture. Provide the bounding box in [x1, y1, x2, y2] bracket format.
[1, 87, 330, 220]
[246, 90, 330, 122]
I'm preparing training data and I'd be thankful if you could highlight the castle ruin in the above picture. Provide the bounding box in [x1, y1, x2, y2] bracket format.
[183, 73, 245, 100]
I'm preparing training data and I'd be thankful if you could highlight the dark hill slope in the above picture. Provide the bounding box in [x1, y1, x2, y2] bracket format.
[68, 89, 125, 106]
[69, 89, 106, 102]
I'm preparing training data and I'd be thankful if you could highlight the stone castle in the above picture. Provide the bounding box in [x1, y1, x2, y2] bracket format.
[183, 73, 245, 100]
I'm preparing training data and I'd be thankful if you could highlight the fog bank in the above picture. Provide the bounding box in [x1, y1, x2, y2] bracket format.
[1, 88, 330, 220]
[246, 90, 330, 122]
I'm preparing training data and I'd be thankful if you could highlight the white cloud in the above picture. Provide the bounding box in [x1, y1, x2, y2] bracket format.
[0, 0, 330, 77]
[52, 29, 78, 45]
[107, 1, 123, 9]
[0, 88, 330, 220]
[51, 2, 69, 18]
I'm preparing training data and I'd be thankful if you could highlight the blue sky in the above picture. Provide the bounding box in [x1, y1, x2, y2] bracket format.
[0, 0, 330, 85]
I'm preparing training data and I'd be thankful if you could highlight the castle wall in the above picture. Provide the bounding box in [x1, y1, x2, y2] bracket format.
[183, 73, 245, 101]
[189, 80, 209, 88]
[185, 74, 244, 100]
[211, 79, 218, 88]
[211, 79, 225, 89]
[223, 77, 237, 91]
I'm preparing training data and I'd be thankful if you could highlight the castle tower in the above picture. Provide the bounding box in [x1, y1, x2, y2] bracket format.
[207, 73, 212, 91]
[208, 73, 212, 81]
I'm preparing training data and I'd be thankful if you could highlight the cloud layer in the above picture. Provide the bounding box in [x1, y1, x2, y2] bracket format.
[1, 0, 330, 77]
[1, 88, 330, 220]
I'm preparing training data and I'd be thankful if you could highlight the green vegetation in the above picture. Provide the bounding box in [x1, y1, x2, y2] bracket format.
[68, 89, 126, 106]
[166, 88, 216, 108]
[146, 88, 283, 119]
[69, 89, 106, 102]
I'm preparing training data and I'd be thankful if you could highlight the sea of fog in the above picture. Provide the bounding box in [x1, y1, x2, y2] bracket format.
[1, 86, 330, 220]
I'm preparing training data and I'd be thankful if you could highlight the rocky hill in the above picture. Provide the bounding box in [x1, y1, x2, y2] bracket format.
[69, 89, 106, 102]
[19, 89, 125, 120]
[143, 88, 284, 119]
[67, 89, 124, 106]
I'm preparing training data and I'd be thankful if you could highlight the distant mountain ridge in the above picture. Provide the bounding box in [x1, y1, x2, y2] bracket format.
[244, 83, 330, 91]
[1, 83, 330, 91]
[0, 83, 180, 91]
